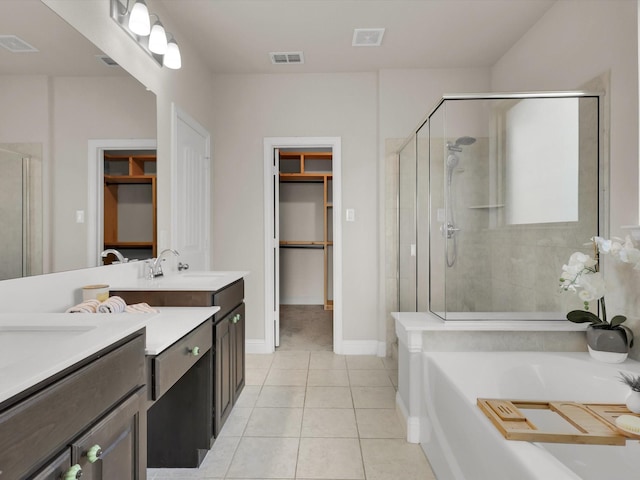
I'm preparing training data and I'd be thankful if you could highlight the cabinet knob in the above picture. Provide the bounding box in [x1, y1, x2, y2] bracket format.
[232, 314, 240, 324]
[63, 464, 82, 480]
[189, 346, 200, 356]
[87, 444, 103, 463]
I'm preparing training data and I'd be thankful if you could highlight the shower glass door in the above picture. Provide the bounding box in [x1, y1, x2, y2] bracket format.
[426, 94, 600, 320]
[0, 149, 27, 280]
[398, 135, 417, 311]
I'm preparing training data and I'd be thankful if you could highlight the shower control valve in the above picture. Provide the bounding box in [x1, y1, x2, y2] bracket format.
[441, 222, 460, 239]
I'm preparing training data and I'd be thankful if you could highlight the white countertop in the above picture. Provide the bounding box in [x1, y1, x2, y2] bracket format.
[145, 306, 219, 355]
[0, 307, 219, 405]
[111, 270, 248, 291]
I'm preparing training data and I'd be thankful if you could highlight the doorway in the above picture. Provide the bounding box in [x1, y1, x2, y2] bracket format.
[264, 137, 342, 354]
[88, 139, 156, 267]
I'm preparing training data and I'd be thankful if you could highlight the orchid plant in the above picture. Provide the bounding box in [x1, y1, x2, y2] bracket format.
[559, 236, 640, 340]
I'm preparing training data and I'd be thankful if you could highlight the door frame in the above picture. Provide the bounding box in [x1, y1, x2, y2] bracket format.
[87, 138, 157, 267]
[263, 137, 343, 354]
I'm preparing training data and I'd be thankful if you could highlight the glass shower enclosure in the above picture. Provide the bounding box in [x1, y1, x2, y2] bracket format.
[398, 92, 601, 320]
[0, 146, 42, 280]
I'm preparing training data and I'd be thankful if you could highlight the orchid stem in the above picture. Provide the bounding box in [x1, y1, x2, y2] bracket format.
[600, 296, 607, 324]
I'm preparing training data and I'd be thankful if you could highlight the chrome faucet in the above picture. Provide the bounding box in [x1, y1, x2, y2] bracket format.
[151, 249, 180, 277]
[101, 248, 127, 264]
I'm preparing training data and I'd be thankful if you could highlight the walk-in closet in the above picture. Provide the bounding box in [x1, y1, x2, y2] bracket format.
[278, 148, 333, 350]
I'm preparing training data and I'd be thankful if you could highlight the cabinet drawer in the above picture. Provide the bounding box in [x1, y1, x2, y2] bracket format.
[31, 449, 71, 480]
[0, 333, 145, 479]
[213, 280, 244, 319]
[151, 321, 212, 400]
[72, 387, 145, 480]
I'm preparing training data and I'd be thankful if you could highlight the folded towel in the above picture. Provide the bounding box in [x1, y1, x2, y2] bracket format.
[97, 296, 127, 313]
[125, 302, 160, 314]
[66, 299, 101, 313]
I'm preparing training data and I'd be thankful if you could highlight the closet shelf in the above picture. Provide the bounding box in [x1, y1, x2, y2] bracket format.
[103, 241, 154, 248]
[104, 174, 155, 185]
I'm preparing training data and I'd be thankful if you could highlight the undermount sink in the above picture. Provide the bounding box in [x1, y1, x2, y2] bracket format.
[0, 325, 97, 367]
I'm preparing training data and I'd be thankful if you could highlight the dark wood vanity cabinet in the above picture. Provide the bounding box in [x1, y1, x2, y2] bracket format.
[212, 281, 245, 437]
[112, 278, 246, 440]
[214, 302, 245, 434]
[0, 331, 147, 480]
[147, 321, 213, 468]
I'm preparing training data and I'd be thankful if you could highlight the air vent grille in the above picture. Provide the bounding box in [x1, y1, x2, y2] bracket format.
[352, 28, 385, 47]
[269, 51, 304, 65]
[0, 35, 38, 53]
[96, 55, 120, 67]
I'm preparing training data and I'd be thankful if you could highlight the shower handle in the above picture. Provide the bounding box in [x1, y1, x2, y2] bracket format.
[444, 222, 460, 239]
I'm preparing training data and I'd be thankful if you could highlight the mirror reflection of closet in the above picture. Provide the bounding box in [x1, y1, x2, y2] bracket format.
[102, 150, 157, 264]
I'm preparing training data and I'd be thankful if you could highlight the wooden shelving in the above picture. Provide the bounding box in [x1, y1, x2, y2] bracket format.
[279, 151, 333, 310]
[103, 153, 157, 262]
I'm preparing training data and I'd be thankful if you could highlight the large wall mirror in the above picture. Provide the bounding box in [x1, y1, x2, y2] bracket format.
[0, 1, 156, 280]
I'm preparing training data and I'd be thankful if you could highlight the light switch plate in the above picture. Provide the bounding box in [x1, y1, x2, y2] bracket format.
[75, 210, 85, 223]
[346, 208, 355, 222]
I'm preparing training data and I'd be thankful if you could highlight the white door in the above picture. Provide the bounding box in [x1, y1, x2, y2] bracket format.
[273, 148, 280, 347]
[172, 107, 211, 270]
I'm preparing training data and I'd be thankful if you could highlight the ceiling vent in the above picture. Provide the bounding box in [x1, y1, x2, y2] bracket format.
[269, 51, 305, 65]
[0, 35, 38, 53]
[352, 28, 385, 47]
[96, 55, 120, 67]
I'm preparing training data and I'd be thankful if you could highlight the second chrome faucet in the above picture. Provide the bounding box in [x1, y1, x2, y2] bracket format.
[149, 249, 180, 277]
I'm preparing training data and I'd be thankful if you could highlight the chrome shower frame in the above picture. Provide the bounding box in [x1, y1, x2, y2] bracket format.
[395, 90, 606, 321]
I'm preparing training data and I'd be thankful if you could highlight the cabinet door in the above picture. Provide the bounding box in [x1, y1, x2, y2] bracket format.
[214, 317, 233, 436]
[231, 304, 246, 401]
[72, 387, 145, 480]
[32, 449, 72, 480]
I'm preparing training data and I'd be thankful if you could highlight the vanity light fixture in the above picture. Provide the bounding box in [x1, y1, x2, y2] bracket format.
[128, 0, 150, 36]
[110, 0, 181, 69]
[163, 35, 182, 69]
[148, 17, 168, 55]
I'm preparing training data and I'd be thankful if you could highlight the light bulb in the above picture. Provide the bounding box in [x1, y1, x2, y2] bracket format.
[164, 39, 181, 69]
[128, 0, 150, 36]
[149, 21, 168, 54]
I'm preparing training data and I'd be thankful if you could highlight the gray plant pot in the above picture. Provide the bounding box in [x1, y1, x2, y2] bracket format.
[586, 325, 629, 363]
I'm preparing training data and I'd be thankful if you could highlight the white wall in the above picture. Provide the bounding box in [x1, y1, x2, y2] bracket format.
[491, 0, 639, 236]
[50, 76, 155, 271]
[210, 73, 378, 343]
[378, 68, 492, 350]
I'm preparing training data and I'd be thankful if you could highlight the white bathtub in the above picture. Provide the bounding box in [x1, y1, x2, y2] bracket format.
[421, 352, 640, 480]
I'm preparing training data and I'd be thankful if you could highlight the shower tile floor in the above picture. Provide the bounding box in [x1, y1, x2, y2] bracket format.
[148, 306, 436, 479]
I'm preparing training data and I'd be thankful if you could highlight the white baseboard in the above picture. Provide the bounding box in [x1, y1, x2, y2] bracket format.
[341, 340, 384, 356]
[247, 339, 385, 356]
[245, 339, 273, 354]
[396, 391, 420, 443]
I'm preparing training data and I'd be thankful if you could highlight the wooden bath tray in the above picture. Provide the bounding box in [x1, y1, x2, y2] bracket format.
[477, 398, 640, 445]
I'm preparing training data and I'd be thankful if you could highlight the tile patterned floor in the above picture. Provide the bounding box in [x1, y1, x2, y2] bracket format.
[147, 350, 436, 480]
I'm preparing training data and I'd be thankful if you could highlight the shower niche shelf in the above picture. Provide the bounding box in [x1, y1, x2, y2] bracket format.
[468, 204, 504, 209]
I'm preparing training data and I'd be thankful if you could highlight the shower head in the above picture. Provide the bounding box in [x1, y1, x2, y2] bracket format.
[455, 136, 476, 147]
[447, 136, 477, 152]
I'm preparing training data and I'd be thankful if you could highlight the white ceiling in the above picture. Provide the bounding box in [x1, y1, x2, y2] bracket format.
[0, 0, 556, 76]
[156, 0, 557, 74]
[0, 0, 127, 76]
